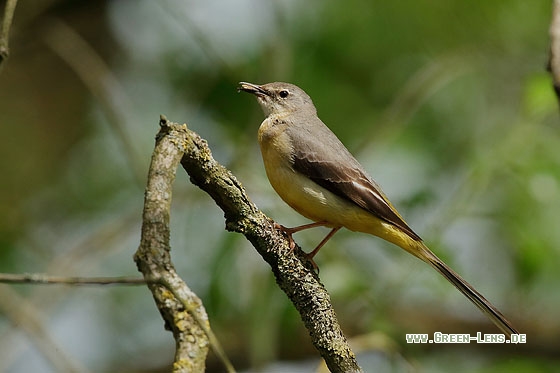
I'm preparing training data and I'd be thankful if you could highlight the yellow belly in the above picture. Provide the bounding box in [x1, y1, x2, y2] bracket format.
[259, 125, 374, 230]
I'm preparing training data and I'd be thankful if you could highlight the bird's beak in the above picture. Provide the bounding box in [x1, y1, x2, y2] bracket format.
[238, 82, 269, 97]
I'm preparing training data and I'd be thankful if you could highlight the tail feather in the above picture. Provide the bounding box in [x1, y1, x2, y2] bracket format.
[415, 242, 519, 337]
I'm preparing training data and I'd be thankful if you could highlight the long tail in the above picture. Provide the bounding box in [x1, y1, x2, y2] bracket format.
[412, 241, 519, 337]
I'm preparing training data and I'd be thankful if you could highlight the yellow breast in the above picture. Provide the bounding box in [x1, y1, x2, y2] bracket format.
[258, 117, 361, 226]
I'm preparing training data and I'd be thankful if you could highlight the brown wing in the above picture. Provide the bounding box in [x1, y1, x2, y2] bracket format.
[288, 122, 421, 241]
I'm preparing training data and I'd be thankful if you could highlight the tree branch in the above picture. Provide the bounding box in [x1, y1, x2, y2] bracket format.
[0, 273, 145, 285]
[549, 0, 560, 106]
[134, 116, 233, 373]
[0, 0, 18, 68]
[173, 117, 362, 372]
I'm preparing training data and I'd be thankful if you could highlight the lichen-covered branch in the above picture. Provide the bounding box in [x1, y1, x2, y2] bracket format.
[135, 117, 215, 373]
[174, 117, 362, 372]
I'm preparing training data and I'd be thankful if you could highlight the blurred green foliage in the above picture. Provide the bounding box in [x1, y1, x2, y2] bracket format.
[0, 0, 557, 372]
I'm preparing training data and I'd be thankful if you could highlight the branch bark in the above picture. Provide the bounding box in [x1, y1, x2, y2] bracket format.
[0, 273, 145, 285]
[173, 117, 362, 372]
[135, 117, 226, 373]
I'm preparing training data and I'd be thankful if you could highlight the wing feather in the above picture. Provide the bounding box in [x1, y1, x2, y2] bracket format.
[288, 122, 421, 241]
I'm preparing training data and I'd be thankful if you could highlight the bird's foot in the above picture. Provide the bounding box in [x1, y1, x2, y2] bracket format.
[273, 222, 322, 273]
[273, 223, 297, 252]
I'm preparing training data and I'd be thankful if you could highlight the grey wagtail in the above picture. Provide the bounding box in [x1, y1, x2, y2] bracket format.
[238, 81, 519, 337]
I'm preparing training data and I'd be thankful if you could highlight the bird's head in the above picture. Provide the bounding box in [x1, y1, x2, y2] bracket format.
[238, 82, 316, 117]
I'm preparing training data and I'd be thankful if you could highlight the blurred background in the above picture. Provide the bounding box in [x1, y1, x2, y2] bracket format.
[0, 0, 558, 372]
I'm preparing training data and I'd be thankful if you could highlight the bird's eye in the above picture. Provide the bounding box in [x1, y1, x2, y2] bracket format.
[279, 90, 289, 98]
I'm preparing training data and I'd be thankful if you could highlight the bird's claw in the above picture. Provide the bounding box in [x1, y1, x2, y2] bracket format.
[274, 223, 296, 252]
[273, 222, 319, 273]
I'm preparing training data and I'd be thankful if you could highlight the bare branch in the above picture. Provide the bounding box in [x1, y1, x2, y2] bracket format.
[0, 273, 145, 286]
[0, 0, 18, 68]
[135, 116, 234, 373]
[549, 0, 560, 106]
[0, 212, 140, 370]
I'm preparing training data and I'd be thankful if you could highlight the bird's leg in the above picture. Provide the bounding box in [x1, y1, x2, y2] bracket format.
[274, 221, 329, 251]
[304, 227, 341, 272]
[274, 222, 340, 272]
[307, 227, 341, 259]
[274, 221, 342, 273]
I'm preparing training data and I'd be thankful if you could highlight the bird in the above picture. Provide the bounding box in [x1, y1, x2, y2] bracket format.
[238, 81, 519, 337]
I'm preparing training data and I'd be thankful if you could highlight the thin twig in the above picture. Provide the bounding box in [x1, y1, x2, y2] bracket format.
[549, 0, 560, 106]
[0, 0, 18, 68]
[0, 212, 139, 370]
[0, 273, 145, 286]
